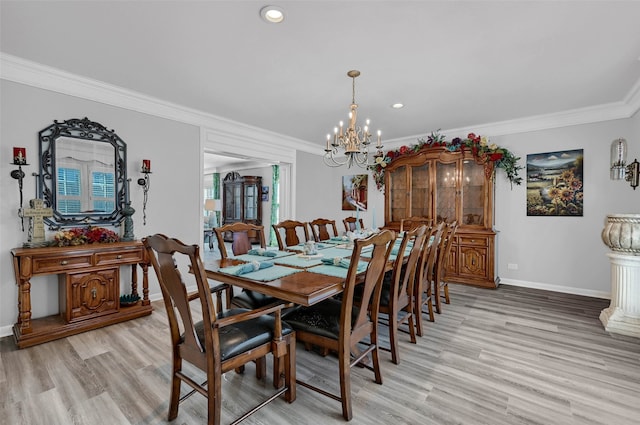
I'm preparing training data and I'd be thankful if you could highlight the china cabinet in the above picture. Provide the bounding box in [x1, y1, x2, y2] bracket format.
[11, 241, 152, 348]
[222, 172, 262, 243]
[384, 147, 497, 287]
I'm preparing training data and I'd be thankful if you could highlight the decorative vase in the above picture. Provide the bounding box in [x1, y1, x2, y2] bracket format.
[601, 213, 640, 255]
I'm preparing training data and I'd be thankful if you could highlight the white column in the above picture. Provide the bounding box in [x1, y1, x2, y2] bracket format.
[600, 252, 640, 338]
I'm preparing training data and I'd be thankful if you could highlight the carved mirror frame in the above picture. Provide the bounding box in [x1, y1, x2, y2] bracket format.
[38, 117, 127, 229]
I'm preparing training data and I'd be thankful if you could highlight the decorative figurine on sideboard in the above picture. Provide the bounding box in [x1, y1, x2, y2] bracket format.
[137, 159, 151, 225]
[21, 198, 53, 247]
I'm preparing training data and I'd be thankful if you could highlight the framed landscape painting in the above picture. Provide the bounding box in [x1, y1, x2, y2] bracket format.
[526, 149, 584, 216]
[342, 174, 368, 211]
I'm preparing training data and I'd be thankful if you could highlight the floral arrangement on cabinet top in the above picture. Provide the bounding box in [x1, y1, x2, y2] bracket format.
[369, 131, 523, 190]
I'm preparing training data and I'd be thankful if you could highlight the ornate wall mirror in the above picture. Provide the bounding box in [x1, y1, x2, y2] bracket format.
[38, 117, 127, 228]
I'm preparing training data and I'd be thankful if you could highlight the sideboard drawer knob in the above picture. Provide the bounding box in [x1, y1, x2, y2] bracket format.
[60, 260, 68, 266]
[116, 255, 123, 259]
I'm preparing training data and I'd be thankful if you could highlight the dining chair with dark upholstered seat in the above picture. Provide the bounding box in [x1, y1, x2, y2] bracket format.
[414, 222, 445, 336]
[433, 221, 458, 313]
[342, 216, 365, 232]
[399, 216, 433, 232]
[272, 219, 310, 250]
[374, 225, 427, 364]
[213, 222, 278, 310]
[143, 234, 296, 425]
[285, 230, 395, 421]
[309, 218, 339, 242]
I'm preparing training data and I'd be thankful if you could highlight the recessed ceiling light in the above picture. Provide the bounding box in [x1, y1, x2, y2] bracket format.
[391, 103, 404, 109]
[260, 5, 284, 23]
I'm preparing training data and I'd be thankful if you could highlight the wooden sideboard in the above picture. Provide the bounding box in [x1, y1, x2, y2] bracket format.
[11, 241, 152, 348]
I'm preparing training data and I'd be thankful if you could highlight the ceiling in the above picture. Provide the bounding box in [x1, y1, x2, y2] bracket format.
[2, 1, 640, 151]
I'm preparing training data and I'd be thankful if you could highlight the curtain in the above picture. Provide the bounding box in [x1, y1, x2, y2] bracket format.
[213, 172, 220, 226]
[269, 165, 280, 246]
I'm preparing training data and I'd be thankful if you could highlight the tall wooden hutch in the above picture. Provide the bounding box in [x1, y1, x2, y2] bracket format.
[222, 172, 262, 243]
[383, 147, 497, 288]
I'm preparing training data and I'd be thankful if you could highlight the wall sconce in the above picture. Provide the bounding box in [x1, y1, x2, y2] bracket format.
[137, 159, 151, 225]
[10, 147, 29, 231]
[610, 138, 639, 190]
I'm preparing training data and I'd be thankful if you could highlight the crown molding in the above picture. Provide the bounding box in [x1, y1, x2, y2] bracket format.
[0, 52, 318, 156]
[385, 77, 640, 149]
[3, 52, 639, 156]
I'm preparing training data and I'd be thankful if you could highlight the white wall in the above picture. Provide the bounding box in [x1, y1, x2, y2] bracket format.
[295, 150, 386, 233]
[490, 118, 639, 297]
[0, 80, 201, 336]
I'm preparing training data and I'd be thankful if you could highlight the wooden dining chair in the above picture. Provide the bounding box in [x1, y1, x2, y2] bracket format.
[399, 216, 433, 232]
[272, 219, 310, 250]
[414, 222, 445, 337]
[213, 222, 280, 310]
[342, 216, 365, 232]
[374, 224, 427, 364]
[433, 221, 458, 313]
[285, 230, 395, 421]
[309, 218, 339, 241]
[143, 234, 296, 425]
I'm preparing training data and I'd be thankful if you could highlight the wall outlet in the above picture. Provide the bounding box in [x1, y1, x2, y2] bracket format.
[507, 263, 519, 270]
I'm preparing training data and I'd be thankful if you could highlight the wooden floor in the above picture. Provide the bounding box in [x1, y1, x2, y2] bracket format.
[1, 283, 639, 425]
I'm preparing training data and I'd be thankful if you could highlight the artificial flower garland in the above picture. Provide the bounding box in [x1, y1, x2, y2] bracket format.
[53, 226, 120, 247]
[369, 131, 523, 190]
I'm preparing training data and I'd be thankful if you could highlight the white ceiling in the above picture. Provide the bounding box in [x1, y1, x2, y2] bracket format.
[2, 1, 640, 149]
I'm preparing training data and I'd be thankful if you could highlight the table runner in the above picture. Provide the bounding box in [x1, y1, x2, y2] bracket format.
[232, 250, 294, 262]
[286, 242, 334, 252]
[274, 254, 325, 268]
[306, 260, 368, 278]
[217, 264, 302, 281]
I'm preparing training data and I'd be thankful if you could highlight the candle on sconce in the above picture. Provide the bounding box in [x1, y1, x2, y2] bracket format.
[13, 147, 26, 165]
[125, 178, 131, 204]
[377, 130, 382, 148]
[326, 134, 331, 150]
[142, 159, 151, 173]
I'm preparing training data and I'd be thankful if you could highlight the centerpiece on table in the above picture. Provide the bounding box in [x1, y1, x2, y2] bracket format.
[52, 226, 120, 247]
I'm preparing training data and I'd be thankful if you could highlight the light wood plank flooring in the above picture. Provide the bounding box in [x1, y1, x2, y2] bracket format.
[1, 284, 639, 425]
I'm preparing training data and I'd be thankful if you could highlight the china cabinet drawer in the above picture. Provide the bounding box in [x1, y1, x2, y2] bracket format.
[457, 236, 488, 247]
[96, 248, 144, 266]
[33, 254, 93, 274]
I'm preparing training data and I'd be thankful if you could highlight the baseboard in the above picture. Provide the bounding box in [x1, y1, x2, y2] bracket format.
[0, 325, 13, 339]
[499, 278, 610, 300]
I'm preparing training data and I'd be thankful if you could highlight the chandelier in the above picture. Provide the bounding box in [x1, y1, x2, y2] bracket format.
[324, 70, 383, 168]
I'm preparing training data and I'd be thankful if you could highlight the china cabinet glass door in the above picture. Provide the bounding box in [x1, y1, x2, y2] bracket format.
[435, 162, 457, 223]
[389, 165, 407, 222]
[461, 161, 485, 226]
[411, 163, 430, 217]
[245, 184, 258, 220]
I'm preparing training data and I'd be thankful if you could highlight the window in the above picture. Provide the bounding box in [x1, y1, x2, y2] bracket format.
[57, 167, 81, 213]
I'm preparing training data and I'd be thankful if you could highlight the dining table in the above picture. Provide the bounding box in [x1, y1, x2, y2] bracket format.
[202, 234, 407, 307]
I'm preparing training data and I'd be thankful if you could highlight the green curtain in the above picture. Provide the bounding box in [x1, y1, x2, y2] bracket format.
[269, 165, 280, 246]
[213, 173, 220, 226]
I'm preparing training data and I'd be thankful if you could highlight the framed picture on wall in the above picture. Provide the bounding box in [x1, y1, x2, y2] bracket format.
[342, 174, 368, 211]
[526, 149, 584, 216]
[261, 186, 269, 201]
